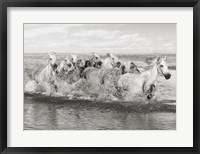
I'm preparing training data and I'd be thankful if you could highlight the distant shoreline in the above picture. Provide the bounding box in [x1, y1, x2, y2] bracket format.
[24, 52, 176, 56]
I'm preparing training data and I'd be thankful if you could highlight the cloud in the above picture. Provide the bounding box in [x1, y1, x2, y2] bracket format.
[144, 42, 151, 46]
[25, 25, 68, 38]
[157, 37, 164, 41]
[162, 43, 174, 47]
[71, 29, 121, 39]
[119, 34, 139, 39]
[24, 24, 176, 54]
[24, 25, 70, 49]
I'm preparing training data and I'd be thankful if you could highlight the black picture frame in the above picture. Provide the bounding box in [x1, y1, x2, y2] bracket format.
[0, 0, 199, 153]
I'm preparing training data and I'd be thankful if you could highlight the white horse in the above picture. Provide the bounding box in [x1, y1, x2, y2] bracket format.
[88, 53, 102, 68]
[25, 52, 58, 93]
[82, 53, 121, 86]
[57, 57, 74, 75]
[118, 56, 171, 101]
[70, 55, 78, 66]
[34, 52, 58, 84]
[57, 56, 89, 84]
[102, 53, 120, 69]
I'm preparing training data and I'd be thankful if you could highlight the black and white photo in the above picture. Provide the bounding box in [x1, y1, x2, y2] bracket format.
[24, 24, 176, 130]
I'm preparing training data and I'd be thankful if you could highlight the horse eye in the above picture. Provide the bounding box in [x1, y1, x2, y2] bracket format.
[50, 58, 52, 60]
[160, 65, 163, 67]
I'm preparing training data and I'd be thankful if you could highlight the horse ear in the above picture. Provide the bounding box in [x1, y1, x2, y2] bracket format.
[107, 53, 111, 57]
[48, 51, 51, 56]
[130, 62, 136, 66]
[71, 55, 76, 59]
[91, 52, 96, 57]
[48, 51, 55, 56]
[162, 56, 167, 61]
[157, 57, 161, 63]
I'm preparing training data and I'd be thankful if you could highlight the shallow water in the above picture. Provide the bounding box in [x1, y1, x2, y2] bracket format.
[24, 95, 176, 130]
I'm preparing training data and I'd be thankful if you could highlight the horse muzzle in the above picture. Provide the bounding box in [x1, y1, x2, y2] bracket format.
[53, 63, 58, 69]
[147, 94, 153, 99]
[115, 61, 121, 68]
[55, 70, 59, 74]
[164, 73, 171, 80]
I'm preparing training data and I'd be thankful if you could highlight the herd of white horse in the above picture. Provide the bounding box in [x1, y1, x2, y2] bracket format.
[25, 52, 171, 102]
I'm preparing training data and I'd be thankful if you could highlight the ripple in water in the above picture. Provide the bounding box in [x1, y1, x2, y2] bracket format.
[24, 95, 176, 130]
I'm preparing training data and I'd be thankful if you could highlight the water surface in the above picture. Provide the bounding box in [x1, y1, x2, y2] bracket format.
[24, 95, 176, 130]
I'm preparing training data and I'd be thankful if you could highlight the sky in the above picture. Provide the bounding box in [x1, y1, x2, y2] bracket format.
[24, 24, 176, 55]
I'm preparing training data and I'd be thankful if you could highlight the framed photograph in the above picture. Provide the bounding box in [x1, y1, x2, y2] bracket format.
[1, 0, 199, 153]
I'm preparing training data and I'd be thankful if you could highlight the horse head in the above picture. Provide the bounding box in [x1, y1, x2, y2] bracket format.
[121, 61, 140, 74]
[85, 60, 92, 68]
[91, 53, 102, 67]
[115, 61, 121, 68]
[107, 53, 119, 67]
[129, 62, 140, 74]
[94, 53, 101, 62]
[77, 59, 85, 68]
[48, 52, 58, 72]
[57, 57, 74, 74]
[70, 55, 78, 65]
[157, 56, 171, 80]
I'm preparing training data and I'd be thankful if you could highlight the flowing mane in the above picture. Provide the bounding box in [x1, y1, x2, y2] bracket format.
[142, 59, 157, 71]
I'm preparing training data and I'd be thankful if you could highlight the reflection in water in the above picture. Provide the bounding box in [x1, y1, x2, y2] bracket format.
[24, 97, 176, 130]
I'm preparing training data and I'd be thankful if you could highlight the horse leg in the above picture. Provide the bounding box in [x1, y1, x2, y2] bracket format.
[147, 84, 156, 99]
[54, 84, 58, 92]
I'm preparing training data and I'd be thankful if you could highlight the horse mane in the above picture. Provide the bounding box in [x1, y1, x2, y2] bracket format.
[33, 61, 49, 77]
[142, 60, 157, 71]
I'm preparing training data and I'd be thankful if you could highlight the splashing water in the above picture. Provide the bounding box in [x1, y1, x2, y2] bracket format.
[24, 69, 176, 103]
[24, 53, 176, 104]
[25, 76, 123, 102]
